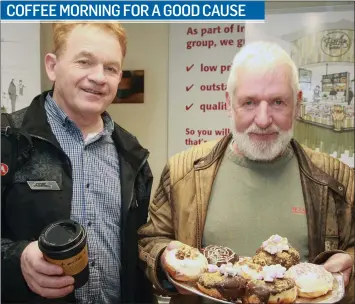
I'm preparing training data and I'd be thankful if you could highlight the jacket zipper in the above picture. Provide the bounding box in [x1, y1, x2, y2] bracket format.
[129, 152, 150, 209]
[29, 134, 73, 174]
[31, 133, 150, 208]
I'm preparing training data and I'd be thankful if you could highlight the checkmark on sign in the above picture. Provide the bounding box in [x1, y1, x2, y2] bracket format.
[186, 103, 194, 111]
[186, 64, 194, 72]
[186, 84, 194, 91]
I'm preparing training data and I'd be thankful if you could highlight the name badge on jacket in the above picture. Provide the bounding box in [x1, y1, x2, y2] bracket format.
[27, 181, 61, 191]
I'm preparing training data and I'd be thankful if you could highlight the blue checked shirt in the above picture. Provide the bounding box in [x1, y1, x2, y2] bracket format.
[45, 94, 121, 304]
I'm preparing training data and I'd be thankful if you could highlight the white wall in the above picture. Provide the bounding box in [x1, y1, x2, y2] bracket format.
[108, 24, 169, 192]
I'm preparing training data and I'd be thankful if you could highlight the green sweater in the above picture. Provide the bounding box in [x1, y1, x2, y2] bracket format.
[203, 142, 308, 261]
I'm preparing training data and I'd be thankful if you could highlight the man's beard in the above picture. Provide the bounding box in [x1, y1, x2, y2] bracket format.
[230, 115, 294, 161]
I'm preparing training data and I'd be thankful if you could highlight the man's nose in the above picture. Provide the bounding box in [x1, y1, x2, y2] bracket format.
[88, 65, 107, 85]
[254, 101, 272, 129]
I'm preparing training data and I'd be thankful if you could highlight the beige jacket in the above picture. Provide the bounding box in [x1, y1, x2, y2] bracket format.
[138, 135, 354, 304]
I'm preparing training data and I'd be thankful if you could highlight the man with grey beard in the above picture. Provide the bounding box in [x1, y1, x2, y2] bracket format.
[138, 42, 354, 304]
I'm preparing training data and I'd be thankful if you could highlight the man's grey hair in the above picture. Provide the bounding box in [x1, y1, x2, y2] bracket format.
[226, 41, 300, 104]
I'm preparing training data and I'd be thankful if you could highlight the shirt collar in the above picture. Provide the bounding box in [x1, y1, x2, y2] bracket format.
[45, 92, 68, 126]
[45, 92, 115, 134]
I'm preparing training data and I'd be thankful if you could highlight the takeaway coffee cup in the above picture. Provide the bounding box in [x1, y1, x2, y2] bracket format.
[38, 220, 89, 289]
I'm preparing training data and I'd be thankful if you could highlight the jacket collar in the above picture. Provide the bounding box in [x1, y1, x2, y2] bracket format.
[290, 140, 345, 196]
[21, 90, 149, 169]
[194, 133, 345, 195]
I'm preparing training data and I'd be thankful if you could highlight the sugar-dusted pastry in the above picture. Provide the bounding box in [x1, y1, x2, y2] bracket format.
[253, 235, 300, 269]
[244, 264, 297, 304]
[164, 244, 208, 282]
[202, 245, 239, 267]
[233, 258, 264, 281]
[285, 262, 334, 298]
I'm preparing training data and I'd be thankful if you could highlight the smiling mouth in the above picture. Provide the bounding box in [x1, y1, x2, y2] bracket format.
[82, 88, 103, 95]
[249, 133, 278, 139]
[250, 132, 277, 136]
[252, 133, 277, 136]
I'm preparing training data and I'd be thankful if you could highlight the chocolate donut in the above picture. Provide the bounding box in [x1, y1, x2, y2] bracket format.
[253, 247, 300, 269]
[203, 245, 239, 267]
[253, 235, 300, 269]
[244, 279, 271, 304]
[244, 278, 297, 304]
[197, 271, 247, 301]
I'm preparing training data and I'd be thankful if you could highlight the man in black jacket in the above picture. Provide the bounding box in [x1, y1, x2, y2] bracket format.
[1, 22, 154, 304]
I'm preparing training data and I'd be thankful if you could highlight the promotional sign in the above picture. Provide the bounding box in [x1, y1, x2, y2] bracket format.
[290, 29, 354, 66]
[168, 23, 245, 156]
[299, 68, 312, 91]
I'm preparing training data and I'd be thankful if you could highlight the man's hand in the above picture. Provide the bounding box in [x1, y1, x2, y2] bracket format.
[21, 241, 75, 298]
[323, 253, 353, 286]
[160, 240, 194, 295]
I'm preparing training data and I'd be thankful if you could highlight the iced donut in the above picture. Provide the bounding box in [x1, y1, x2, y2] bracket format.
[253, 235, 300, 269]
[164, 245, 208, 282]
[285, 262, 334, 298]
[202, 245, 239, 267]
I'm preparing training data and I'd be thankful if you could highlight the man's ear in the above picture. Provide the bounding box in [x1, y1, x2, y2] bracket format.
[44, 53, 57, 82]
[226, 92, 232, 117]
[295, 90, 303, 118]
[118, 70, 123, 84]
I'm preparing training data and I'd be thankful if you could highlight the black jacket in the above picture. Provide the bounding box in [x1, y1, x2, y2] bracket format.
[1, 91, 154, 303]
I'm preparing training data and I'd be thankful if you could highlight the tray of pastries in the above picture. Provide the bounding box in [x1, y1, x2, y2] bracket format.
[165, 235, 344, 303]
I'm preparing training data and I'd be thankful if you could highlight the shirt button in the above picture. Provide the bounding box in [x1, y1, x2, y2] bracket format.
[91, 261, 95, 267]
[87, 221, 92, 227]
[86, 183, 90, 188]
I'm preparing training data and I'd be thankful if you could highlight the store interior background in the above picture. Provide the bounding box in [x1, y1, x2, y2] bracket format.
[39, 1, 355, 194]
